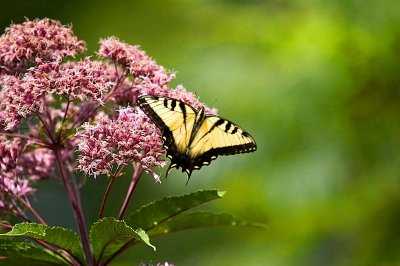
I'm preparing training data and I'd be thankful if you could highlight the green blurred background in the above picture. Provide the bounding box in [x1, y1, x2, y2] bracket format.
[2, 0, 400, 265]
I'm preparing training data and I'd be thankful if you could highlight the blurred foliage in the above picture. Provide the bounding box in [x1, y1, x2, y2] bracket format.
[1, 0, 400, 265]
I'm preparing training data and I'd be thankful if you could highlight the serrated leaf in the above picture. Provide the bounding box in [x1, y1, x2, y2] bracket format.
[3, 223, 83, 263]
[0, 236, 68, 266]
[146, 211, 266, 236]
[126, 189, 225, 231]
[90, 217, 155, 263]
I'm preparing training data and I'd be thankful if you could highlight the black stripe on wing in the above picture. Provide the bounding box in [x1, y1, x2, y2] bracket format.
[137, 96, 174, 138]
[215, 128, 257, 156]
[190, 129, 257, 172]
[137, 96, 196, 172]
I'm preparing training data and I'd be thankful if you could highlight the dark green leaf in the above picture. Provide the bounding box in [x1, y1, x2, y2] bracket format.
[90, 217, 155, 262]
[126, 189, 225, 231]
[3, 223, 83, 263]
[0, 236, 68, 266]
[146, 211, 266, 236]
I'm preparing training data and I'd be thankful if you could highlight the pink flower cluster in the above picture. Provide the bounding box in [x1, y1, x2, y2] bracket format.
[31, 59, 114, 103]
[19, 148, 55, 181]
[0, 74, 45, 130]
[0, 18, 85, 75]
[99, 37, 164, 77]
[0, 136, 34, 210]
[99, 37, 216, 114]
[0, 59, 114, 130]
[76, 107, 166, 180]
[0, 136, 20, 174]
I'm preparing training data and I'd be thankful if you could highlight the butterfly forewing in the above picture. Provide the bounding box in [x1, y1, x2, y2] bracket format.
[137, 96, 196, 153]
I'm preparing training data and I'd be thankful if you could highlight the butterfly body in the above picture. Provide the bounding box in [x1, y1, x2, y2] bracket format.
[137, 95, 257, 179]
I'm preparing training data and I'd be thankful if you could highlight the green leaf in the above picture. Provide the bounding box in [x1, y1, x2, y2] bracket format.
[146, 211, 266, 236]
[126, 189, 225, 231]
[3, 223, 84, 263]
[0, 236, 68, 266]
[38, 124, 47, 142]
[55, 117, 75, 139]
[90, 217, 155, 263]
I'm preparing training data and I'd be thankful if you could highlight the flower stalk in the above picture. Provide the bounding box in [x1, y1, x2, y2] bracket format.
[19, 197, 47, 225]
[98, 165, 125, 218]
[118, 163, 143, 219]
[54, 148, 93, 266]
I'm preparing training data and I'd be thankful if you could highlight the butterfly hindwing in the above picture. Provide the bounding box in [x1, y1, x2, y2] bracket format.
[188, 116, 257, 169]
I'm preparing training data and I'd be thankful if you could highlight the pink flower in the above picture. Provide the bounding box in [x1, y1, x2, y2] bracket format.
[0, 136, 20, 173]
[0, 59, 114, 129]
[104, 63, 140, 106]
[98, 37, 214, 115]
[0, 74, 45, 130]
[58, 59, 114, 102]
[19, 148, 55, 181]
[0, 135, 54, 181]
[1, 175, 33, 198]
[0, 136, 34, 211]
[169, 84, 217, 115]
[30, 59, 114, 103]
[98, 37, 171, 78]
[0, 18, 85, 74]
[76, 107, 166, 180]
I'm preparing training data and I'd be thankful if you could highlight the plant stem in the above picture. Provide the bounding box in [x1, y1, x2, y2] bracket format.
[37, 113, 55, 143]
[34, 239, 79, 266]
[0, 132, 49, 147]
[98, 166, 124, 218]
[0, 222, 12, 230]
[57, 99, 71, 141]
[19, 197, 47, 225]
[54, 148, 94, 266]
[118, 163, 143, 220]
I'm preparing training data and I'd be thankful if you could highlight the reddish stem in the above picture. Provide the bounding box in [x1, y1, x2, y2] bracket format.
[19, 197, 47, 225]
[37, 113, 55, 143]
[0, 132, 49, 147]
[98, 166, 125, 218]
[54, 148, 94, 266]
[118, 164, 143, 220]
[57, 98, 71, 142]
[0, 222, 12, 230]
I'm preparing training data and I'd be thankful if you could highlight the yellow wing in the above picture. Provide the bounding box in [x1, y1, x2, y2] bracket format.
[188, 116, 257, 167]
[137, 96, 197, 154]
